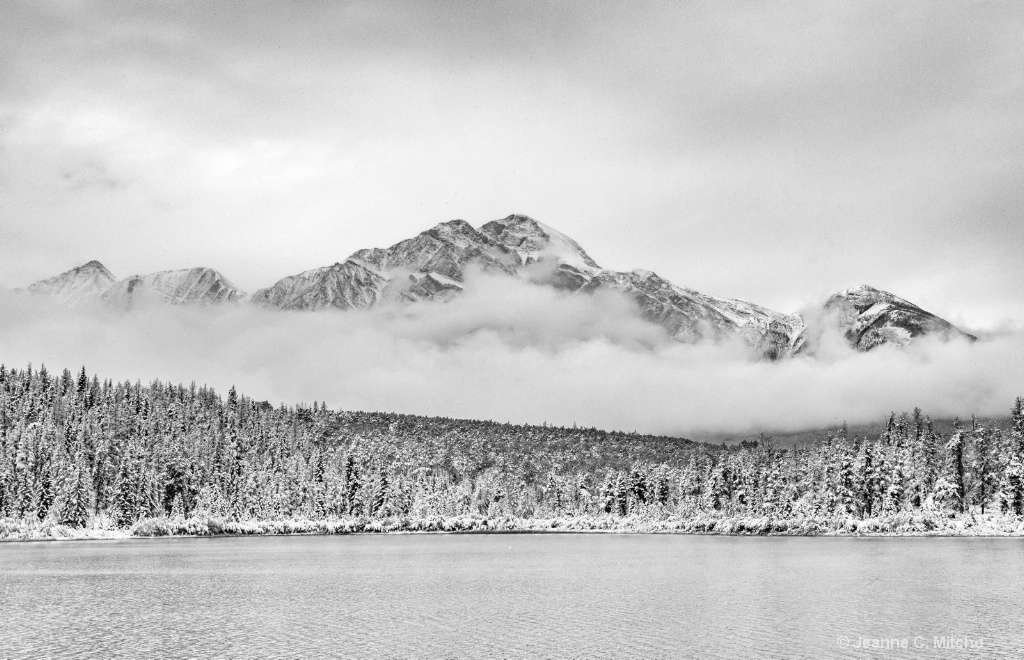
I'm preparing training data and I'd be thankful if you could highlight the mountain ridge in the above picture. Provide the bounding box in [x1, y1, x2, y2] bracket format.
[101, 267, 248, 308]
[20, 214, 975, 356]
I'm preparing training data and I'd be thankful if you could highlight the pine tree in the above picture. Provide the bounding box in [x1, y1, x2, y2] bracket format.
[36, 468, 55, 521]
[946, 419, 968, 513]
[374, 464, 389, 516]
[971, 424, 999, 515]
[1005, 398, 1024, 515]
[614, 472, 628, 516]
[628, 467, 648, 507]
[113, 451, 150, 527]
[57, 462, 91, 528]
[706, 461, 731, 512]
[653, 466, 670, 506]
[544, 472, 562, 512]
[856, 440, 881, 518]
[343, 454, 361, 515]
[599, 471, 616, 514]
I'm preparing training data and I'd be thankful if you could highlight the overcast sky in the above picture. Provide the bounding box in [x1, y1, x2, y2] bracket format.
[2, 1, 1023, 328]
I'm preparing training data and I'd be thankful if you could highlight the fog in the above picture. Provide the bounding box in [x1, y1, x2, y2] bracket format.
[1, 274, 1021, 437]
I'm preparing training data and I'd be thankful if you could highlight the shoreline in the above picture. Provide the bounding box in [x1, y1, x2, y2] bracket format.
[4, 512, 1024, 543]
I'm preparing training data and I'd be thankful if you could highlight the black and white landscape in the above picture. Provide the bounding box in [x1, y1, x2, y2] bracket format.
[2, 2, 1024, 659]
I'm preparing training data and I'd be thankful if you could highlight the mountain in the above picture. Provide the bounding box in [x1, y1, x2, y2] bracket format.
[483, 217, 807, 355]
[101, 268, 247, 307]
[21, 215, 974, 356]
[823, 285, 976, 351]
[254, 214, 807, 357]
[479, 215, 601, 273]
[25, 260, 116, 304]
[249, 261, 388, 311]
[251, 219, 518, 310]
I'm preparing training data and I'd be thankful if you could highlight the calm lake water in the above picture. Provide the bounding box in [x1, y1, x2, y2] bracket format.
[2, 534, 1023, 659]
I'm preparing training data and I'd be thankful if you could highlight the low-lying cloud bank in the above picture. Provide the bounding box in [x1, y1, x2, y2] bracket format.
[1, 274, 1021, 437]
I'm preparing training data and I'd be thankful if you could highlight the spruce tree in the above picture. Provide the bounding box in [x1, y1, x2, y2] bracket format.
[971, 425, 999, 515]
[36, 468, 55, 521]
[654, 467, 670, 506]
[343, 454, 361, 515]
[77, 366, 89, 394]
[856, 440, 880, 517]
[947, 419, 968, 513]
[1006, 398, 1024, 515]
[599, 471, 616, 513]
[57, 463, 91, 528]
[628, 468, 648, 506]
[614, 472, 628, 516]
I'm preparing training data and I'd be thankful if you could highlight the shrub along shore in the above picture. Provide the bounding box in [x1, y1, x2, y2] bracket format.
[3, 511, 1024, 542]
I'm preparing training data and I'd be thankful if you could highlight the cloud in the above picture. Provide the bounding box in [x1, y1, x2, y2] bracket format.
[2, 2, 1023, 332]
[1, 273, 1021, 438]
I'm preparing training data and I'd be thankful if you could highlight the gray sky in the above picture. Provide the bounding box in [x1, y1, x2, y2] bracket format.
[2, 1, 1023, 328]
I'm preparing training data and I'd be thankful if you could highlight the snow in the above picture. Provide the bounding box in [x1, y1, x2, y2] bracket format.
[102, 267, 247, 306]
[481, 215, 601, 273]
[423, 272, 462, 288]
[21, 217, 964, 356]
[26, 261, 117, 304]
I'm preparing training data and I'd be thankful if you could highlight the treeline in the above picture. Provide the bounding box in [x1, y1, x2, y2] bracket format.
[0, 364, 1022, 530]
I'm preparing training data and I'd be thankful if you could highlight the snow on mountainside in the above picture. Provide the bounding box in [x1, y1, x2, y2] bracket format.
[824, 285, 975, 351]
[101, 268, 247, 307]
[541, 265, 805, 359]
[25, 260, 116, 304]
[475, 216, 804, 358]
[254, 214, 806, 357]
[252, 218, 521, 310]
[480, 214, 601, 273]
[249, 261, 387, 311]
[21, 215, 974, 357]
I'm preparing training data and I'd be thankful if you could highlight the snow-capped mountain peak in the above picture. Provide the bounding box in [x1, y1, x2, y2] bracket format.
[480, 214, 601, 273]
[25, 260, 117, 304]
[824, 284, 974, 350]
[250, 260, 387, 310]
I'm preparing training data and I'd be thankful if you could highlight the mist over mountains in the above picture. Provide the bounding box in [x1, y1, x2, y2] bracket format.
[23, 214, 974, 359]
[7, 214, 1013, 437]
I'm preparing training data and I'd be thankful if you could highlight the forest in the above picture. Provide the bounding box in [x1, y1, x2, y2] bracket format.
[1, 364, 1022, 538]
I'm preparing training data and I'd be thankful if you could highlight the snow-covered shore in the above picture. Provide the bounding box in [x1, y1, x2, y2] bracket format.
[4, 512, 1024, 542]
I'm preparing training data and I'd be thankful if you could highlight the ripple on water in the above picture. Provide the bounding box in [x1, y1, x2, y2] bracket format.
[2, 535, 1023, 659]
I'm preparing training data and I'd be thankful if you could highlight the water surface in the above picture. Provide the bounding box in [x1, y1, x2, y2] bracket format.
[2, 534, 1022, 659]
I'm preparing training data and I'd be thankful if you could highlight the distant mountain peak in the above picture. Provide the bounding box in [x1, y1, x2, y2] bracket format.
[26, 260, 117, 304]
[824, 284, 974, 350]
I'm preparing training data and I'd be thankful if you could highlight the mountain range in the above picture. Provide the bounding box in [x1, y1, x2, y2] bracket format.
[22, 214, 975, 357]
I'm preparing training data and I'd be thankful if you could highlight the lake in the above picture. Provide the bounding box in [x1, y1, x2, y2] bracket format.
[2, 534, 1023, 659]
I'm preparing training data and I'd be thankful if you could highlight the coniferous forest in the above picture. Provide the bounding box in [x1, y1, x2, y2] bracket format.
[2, 363, 1023, 539]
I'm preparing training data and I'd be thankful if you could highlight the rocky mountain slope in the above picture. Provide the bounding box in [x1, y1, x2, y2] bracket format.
[22, 214, 973, 357]
[250, 215, 809, 357]
[250, 219, 518, 310]
[102, 268, 248, 307]
[823, 285, 975, 350]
